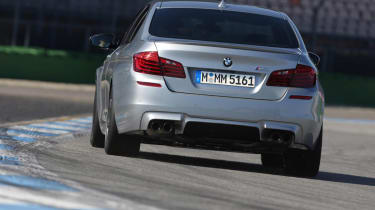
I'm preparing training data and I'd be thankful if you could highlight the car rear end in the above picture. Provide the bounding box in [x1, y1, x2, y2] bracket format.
[112, 1, 324, 153]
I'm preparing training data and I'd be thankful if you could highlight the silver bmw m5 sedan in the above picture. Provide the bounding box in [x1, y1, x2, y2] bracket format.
[89, 0, 324, 177]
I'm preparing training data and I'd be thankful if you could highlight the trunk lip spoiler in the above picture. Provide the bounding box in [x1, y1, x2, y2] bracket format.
[149, 36, 302, 55]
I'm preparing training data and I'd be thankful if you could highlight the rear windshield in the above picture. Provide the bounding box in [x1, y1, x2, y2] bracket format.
[149, 8, 299, 48]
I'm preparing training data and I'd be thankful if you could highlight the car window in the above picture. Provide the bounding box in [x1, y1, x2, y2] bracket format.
[149, 8, 299, 49]
[121, 5, 150, 45]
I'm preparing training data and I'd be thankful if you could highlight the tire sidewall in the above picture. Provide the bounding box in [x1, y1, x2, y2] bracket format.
[90, 87, 105, 147]
[105, 90, 116, 152]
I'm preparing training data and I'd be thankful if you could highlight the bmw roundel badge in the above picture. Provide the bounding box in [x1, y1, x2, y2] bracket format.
[223, 57, 232, 67]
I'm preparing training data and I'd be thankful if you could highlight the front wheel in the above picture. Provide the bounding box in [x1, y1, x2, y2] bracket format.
[284, 127, 323, 177]
[104, 88, 140, 157]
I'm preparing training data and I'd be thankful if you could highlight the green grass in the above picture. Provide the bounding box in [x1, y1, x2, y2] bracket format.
[1, 46, 374, 107]
[0, 46, 104, 84]
[319, 72, 375, 107]
[0, 46, 68, 57]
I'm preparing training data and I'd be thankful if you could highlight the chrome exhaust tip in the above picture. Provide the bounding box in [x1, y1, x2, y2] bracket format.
[271, 133, 283, 143]
[148, 121, 162, 135]
[147, 120, 175, 136]
[262, 129, 294, 145]
[151, 121, 162, 131]
[163, 122, 174, 134]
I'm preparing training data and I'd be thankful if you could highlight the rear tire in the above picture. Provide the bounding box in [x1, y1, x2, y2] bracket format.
[261, 154, 284, 168]
[284, 127, 323, 177]
[104, 88, 140, 157]
[90, 87, 105, 148]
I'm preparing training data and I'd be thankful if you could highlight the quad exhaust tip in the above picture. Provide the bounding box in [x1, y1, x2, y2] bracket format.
[148, 120, 175, 136]
[150, 121, 162, 132]
[163, 122, 174, 133]
[262, 129, 294, 144]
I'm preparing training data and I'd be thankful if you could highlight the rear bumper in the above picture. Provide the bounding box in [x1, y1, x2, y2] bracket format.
[113, 76, 324, 150]
[141, 112, 305, 149]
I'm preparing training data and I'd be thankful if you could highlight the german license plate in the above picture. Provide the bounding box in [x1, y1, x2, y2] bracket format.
[195, 71, 255, 88]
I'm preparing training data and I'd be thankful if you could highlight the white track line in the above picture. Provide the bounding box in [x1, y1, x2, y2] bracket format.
[0, 186, 96, 210]
[11, 126, 69, 135]
[30, 123, 83, 131]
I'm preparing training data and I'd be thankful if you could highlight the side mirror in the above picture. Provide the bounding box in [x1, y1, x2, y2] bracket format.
[308, 52, 320, 66]
[89, 34, 116, 50]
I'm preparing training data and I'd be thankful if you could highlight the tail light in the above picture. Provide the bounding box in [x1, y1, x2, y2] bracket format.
[267, 64, 316, 88]
[133, 51, 186, 78]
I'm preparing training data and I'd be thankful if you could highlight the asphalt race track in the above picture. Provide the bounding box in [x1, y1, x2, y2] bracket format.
[1, 80, 375, 210]
[0, 80, 94, 125]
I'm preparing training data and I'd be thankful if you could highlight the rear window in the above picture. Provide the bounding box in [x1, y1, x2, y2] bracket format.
[149, 8, 299, 48]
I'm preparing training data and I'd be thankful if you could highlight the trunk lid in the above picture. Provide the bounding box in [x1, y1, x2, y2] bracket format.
[155, 41, 301, 100]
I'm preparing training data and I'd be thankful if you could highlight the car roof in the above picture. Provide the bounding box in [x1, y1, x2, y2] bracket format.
[150, 0, 285, 19]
